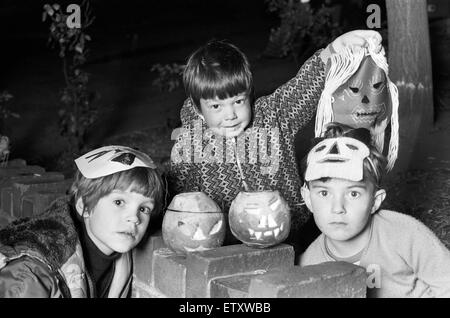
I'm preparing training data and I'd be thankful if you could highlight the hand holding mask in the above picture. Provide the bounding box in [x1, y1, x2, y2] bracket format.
[315, 32, 399, 171]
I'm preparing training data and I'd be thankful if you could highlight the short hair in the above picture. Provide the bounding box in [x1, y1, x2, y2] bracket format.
[183, 39, 254, 109]
[70, 167, 165, 216]
[303, 122, 387, 188]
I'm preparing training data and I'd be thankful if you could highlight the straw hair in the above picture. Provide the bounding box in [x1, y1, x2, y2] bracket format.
[315, 39, 399, 171]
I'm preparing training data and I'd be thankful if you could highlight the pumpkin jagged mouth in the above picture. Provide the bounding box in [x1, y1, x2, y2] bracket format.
[247, 216, 285, 240]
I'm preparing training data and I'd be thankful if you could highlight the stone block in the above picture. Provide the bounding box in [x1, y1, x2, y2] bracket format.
[186, 243, 294, 298]
[12, 179, 71, 218]
[0, 165, 45, 178]
[131, 277, 167, 298]
[210, 274, 256, 298]
[5, 159, 26, 167]
[21, 192, 68, 218]
[0, 172, 64, 211]
[133, 231, 167, 286]
[0, 210, 15, 229]
[152, 248, 187, 297]
[1, 187, 14, 217]
[248, 261, 367, 298]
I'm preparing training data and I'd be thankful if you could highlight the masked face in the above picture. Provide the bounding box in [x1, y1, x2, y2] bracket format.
[331, 56, 391, 129]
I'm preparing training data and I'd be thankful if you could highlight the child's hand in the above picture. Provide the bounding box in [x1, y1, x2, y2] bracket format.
[331, 30, 382, 54]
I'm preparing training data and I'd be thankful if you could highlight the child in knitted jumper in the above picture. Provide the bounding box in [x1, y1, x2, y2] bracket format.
[169, 30, 383, 253]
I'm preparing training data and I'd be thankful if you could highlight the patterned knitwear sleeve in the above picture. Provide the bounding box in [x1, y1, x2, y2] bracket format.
[253, 49, 326, 137]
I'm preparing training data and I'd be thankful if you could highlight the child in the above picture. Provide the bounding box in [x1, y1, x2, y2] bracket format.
[169, 30, 382, 251]
[299, 123, 450, 297]
[0, 145, 164, 298]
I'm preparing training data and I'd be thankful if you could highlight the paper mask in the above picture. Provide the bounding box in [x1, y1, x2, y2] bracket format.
[75, 145, 156, 179]
[332, 55, 391, 129]
[315, 44, 399, 171]
[304, 137, 370, 182]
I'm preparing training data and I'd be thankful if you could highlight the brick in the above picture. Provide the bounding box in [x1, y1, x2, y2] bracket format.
[1, 188, 14, 217]
[0, 172, 64, 211]
[210, 274, 255, 298]
[0, 210, 15, 229]
[12, 179, 71, 218]
[21, 192, 68, 218]
[133, 231, 167, 286]
[5, 159, 26, 167]
[0, 165, 45, 177]
[248, 261, 367, 298]
[12, 178, 70, 194]
[152, 248, 187, 297]
[131, 277, 167, 298]
[186, 243, 294, 298]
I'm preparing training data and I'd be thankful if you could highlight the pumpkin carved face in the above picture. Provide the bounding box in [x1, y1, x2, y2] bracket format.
[162, 192, 225, 255]
[228, 191, 290, 248]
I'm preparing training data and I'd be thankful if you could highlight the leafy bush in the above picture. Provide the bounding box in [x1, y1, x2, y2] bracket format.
[151, 63, 185, 92]
[263, 0, 343, 66]
[42, 1, 98, 170]
[0, 91, 20, 134]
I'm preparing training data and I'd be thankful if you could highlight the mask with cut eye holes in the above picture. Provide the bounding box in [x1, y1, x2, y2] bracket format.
[305, 137, 370, 182]
[315, 46, 399, 171]
[332, 55, 391, 130]
[162, 192, 225, 255]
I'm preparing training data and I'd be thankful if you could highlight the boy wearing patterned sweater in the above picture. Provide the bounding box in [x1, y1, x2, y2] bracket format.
[169, 30, 382, 251]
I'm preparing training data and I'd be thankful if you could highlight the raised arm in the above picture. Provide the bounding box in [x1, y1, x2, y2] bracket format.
[255, 30, 383, 136]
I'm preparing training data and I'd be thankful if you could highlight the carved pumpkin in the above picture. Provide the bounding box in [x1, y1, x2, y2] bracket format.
[162, 192, 225, 255]
[228, 191, 290, 248]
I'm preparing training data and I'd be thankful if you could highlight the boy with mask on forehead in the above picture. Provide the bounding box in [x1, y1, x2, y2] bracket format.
[299, 123, 450, 298]
[0, 146, 164, 297]
[169, 30, 383, 251]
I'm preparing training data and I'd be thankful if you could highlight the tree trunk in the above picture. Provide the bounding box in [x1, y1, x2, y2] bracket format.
[386, 0, 434, 174]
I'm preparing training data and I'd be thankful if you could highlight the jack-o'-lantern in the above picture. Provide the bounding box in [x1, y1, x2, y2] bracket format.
[162, 192, 225, 255]
[315, 43, 399, 171]
[228, 191, 290, 248]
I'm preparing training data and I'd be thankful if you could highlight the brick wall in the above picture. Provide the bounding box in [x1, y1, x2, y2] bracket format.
[0, 159, 368, 298]
[0, 159, 70, 228]
[132, 231, 368, 298]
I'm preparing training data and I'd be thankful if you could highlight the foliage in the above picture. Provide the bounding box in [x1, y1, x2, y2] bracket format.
[0, 91, 20, 134]
[0, 91, 19, 162]
[263, 0, 344, 66]
[42, 1, 98, 169]
[151, 63, 185, 92]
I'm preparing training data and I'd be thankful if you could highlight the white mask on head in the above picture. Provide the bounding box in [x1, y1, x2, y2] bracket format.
[305, 137, 370, 182]
[75, 145, 156, 179]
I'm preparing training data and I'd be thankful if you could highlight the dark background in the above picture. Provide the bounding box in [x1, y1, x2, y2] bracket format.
[0, 0, 375, 171]
[0, 0, 448, 174]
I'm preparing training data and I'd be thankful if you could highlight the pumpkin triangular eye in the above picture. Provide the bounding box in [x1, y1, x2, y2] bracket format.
[209, 220, 223, 235]
[178, 221, 185, 227]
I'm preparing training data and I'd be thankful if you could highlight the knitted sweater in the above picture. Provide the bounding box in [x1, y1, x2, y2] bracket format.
[168, 49, 326, 238]
[299, 210, 450, 298]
